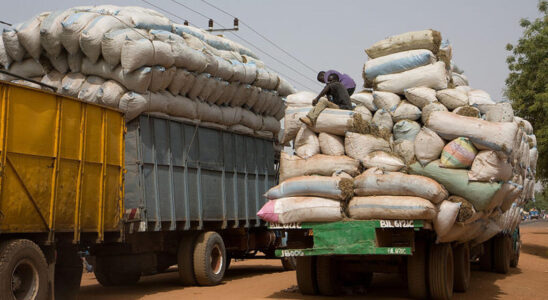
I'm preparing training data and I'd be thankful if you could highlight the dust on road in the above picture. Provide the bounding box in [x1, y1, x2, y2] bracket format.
[79, 220, 548, 299]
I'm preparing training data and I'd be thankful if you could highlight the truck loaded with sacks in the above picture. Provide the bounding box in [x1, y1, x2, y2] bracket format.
[0, 5, 296, 300]
[258, 30, 535, 299]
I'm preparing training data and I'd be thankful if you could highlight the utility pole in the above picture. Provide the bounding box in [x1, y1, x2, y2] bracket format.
[205, 18, 239, 32]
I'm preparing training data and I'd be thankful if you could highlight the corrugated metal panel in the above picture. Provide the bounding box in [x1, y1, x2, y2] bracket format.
[0, 82, 125, 242]
[124, 115, 276, 231]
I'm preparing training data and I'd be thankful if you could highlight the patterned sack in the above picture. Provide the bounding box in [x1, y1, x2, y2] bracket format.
[440, 137, 478, 169]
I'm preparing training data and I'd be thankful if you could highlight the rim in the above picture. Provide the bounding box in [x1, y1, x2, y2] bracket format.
[11, 259, 39, 300]
[210, 244, 223, 275]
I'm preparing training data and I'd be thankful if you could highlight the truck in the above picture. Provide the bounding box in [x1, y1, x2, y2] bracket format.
[276, 219, 521, 299]
[0, 81, 290, 300]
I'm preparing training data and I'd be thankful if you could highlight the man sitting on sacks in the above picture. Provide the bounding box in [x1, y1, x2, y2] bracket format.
[300, 73, 353, 127]
[317, 70, 356, 96]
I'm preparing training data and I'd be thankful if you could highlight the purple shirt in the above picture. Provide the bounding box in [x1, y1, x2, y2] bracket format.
[324, 70, 356, 90]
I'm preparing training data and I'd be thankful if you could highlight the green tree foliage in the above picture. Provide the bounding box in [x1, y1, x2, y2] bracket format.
[505, 1, 548, 185]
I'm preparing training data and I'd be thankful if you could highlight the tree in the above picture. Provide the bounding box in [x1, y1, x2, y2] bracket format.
[505, 1, 548, 186]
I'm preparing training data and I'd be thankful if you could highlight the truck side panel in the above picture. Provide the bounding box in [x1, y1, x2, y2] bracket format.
[0, 83, 124, 242]
[124, 115, 276, 231]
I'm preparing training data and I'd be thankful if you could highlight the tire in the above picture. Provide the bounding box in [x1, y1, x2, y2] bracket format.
[54, 247, 83, 300]
[493, 235, 511, 274]
[453, 243, 470, 292]
[177, 234, 198, 286]
[316, 256, 341, 296]
[363, 272, 373, 288]
[93, 258, 141, 286]
[225, 253, 231, 271]
[407, 239, 428, 299]
[479, 239, 493, 272]
[0, 239, 49, 300]
[295, 256, 317, 295]
[510, 233, 520, 268]
[193, 232, 227, 286]
[281, 256, 296, 271]
[428, 243, 454, 300]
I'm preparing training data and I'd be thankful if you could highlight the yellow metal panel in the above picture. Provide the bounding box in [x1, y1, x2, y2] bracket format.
[0, 82, 125, 242]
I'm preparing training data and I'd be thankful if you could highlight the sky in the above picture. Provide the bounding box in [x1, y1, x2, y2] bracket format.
[0, 0, 542, 100]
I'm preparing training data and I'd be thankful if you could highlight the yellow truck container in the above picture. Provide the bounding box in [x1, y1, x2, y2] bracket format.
[0, 81, 124, 299]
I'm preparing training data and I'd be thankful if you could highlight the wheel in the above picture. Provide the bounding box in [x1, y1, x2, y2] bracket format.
[479, 239, 493, 272]
[428, 243, 454, 300]
[493, 235, 511, 274]
[363, 272, 373, 288]
[281, 256, 296, 271]
[93, 257, 141, 286]
[453, 243, 470, 292]
[295, 256, 318, 295]
[177, 234, 198, 286]
[0, 239, 49, 300]
[407, 239, 428, 299]
[510, 228, 520, 268]
[193, 232, 227, 286]
[54, 247, 83, 299]
[316, 256, 341, 296]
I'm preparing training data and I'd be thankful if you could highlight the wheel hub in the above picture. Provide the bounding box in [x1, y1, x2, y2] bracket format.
[210, 244, 223, 275]
[11, 259, 39, 300]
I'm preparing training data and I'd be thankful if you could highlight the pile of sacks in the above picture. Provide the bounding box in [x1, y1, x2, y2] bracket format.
[258, 29, 536, 245]
[0, 5, 295, 139]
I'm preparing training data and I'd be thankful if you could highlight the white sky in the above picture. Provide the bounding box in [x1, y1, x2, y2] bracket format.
[0, 0, 542, 99]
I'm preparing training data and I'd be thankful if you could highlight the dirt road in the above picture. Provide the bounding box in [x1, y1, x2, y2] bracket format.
[79, 220, 548, 299]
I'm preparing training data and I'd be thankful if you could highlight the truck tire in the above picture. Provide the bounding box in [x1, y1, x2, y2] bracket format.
[428, 243, 454, 300]
[493, 235, 511, 274]
[0, 239, 49, 300]
[193, 232, 226, 286]
[453, 243, 470, 292]
[510, 229, 520, 268]
[177, 234, 198, 286]
[479, 239, 493, 272]
[316, 256, 341, 296]
[54, 247, 82, 300]
[296, 256, 317, 295]
[281, 256, 296, 271]
[407, 239, 428, 299]
[93, 258, 141, 286]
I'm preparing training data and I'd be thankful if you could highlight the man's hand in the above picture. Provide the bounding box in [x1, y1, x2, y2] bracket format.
[312, 98, 319, 106]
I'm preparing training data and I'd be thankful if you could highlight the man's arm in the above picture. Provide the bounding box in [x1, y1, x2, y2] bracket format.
[313, 85, 330, 105]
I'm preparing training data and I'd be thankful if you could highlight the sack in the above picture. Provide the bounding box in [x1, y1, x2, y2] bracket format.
[372, 109, 393, 137]
[111, 66, 152, 94]
[77, 76, 105, 103]
[448, 195, 477, 223]
[295, 126, 320, 159]
[404, 87, 437, 109]
[468, 151, 512, 182]
[472, 220, 501, 245]
[436, 88, 468, 110]
[452, 72, 469, 86]
[363, 49, 436, 80]
[392, 101, 421, 122]
[362, 151, 405, 171]
[437, 220, 483, 243]
[421, 101, 448, 124]
[195, 100, 223, 124]
[440, 137, 478, 169]
[373, 91, 400, 112]
[81, 15, 132, 63]
[40, 9, 77, 57]
[40, 71, 64, 90]
[434, 200, 461, 237]
[409, 160, 502, 211]
[255, 68, 278, 90]
[426, 111, 519, 154]
[354, 105, 372, 123]
[312, 109, 354, 136]
[60, 72, 86, 97]
[286, 91, 317, 107]
[257, 197, 342, 224]
[453, 106, 480, 118]
[393, 140, 415, 164]
[530, 147, 538, 171]
[218, 106, 242, 126]
[168, 68, 194, 95]
[348, 196, 437, 220]
[17, 12, 49, 60]
[0, 36, 12, 69]
[97, 80, 126, 107]
[265, 175, 352, 200]
[3, 29, 26, 62]
[414, 127, 445, 166]
[60, 12, 98, 54]
[102, 28, 150, 66]
[276, 76, 297, 97]
[8, 59, 45, 78]
[345, 132, 391, 163]
[354, 168, 448, 203]
[365, 29, 442, 59]
[319, 132, 345, 156]
[351, 92, 377, 111]
[374, 62, 448, 94]
[393, 120, 420, 141]
[468, 89, 495, 112]
[279, 152, 360, 182]
[68, 51, 82, 72]
[485, 102, 514, 122]
[121, 39, 174, 73]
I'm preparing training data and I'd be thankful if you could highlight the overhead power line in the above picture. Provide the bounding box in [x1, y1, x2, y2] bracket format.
[200, 0, 318, 75]
[168, 0, 322, 90]
[140, 0, 197, 26]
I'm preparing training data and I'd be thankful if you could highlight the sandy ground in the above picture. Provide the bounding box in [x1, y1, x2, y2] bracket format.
[78, 220, 548, 299]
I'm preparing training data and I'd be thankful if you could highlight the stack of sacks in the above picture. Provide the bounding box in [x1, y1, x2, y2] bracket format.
[0, 5, 296, 140]
[258, 30, 537, 241]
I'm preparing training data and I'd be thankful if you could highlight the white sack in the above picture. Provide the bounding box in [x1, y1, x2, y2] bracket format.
[295, 126, 320, 159]
[373, 91, 400, 112]
[362, 151, 405, 171]
[351, 92, 377, 111]
[257, 197, 342, 224]
[415, 127, 445, 166]
[468, 151, 513, 182]
[279, 153, 360, 182]
[319, 132, 345, 156]
[392, 101, 421, 121]
[404, 87, 437, 109]
[434, 200, 461, 237]
[374, 62, 448, 94]
[349, 196, 437, 220]
[436, 88, 468, 110]
[265, 176, 351, 200]
[421, 102, 449, 124]
[345, 132, 391, 163]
